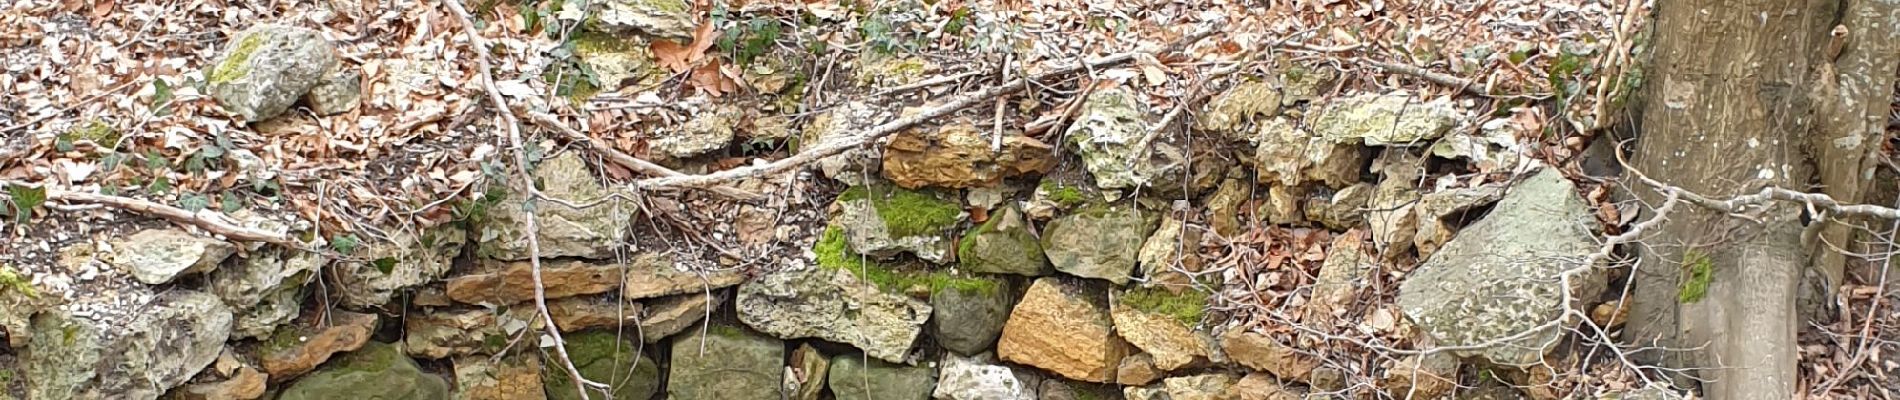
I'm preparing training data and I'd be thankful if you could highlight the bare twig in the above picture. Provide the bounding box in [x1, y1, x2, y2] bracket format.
[524, 111, 760, 200]
[637, 23, 1224, 191]
[2, 181, 301, 247]
[1358, 59, 1554, 99]
[439, 0, 601, 397]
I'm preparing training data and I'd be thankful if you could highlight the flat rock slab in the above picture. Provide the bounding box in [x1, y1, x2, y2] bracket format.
[1397, 168, 1603, 366]
[736, 268, 931, 362]
[997, 278, 1129, 383]
[667, 327, 784, 400]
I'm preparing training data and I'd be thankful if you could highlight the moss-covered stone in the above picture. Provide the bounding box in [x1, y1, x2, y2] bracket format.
[957, 205, 1051, 276]
[668, 321, 785, 400]
[817, 226, 998, 296]
[836, 183, 962, 262]
[570, 31, 660, 95]
[205, 24, 338, 122]
[1119, 287, 1208, 327]
[543, 331, 660, 400]
[277, 341, 450, 400]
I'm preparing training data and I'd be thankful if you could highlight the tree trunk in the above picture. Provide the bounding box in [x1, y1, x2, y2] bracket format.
[1625, 0, 1900, 398]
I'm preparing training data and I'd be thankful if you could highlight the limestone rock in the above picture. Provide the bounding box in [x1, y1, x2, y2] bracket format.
[1397, 168, 1604, 366]
[333, 226, 465, 308]
[1412, 184, 1507, 258]
[882, 122, 1055, 189]
[1204, 176, 1253, 238]
[635, 292, 721, 343]
[0, 265, 49, 348]
[1041, 204, 1157, 284]
[544, 332, 660, 400]
[403, 309, 499, 359]
[446, 259, 623, 305]
[1162, 373, 1239, 400]
[997, 278, 1129, 383]
[1250, 117, 1366, 189]
[854, 53, 937, 87]
[207, 24, 338, 121]
[572, 32, 661, 92]
[1311, 93, 1461, 146]
[667, 326, 785, 400]
[1227, 373, 1304, 400]
[1220, 330, 1322, 384]
[478, 152, 631, 260]
[1116, 353, 1163, 386]
[736, 268, 931, 362]
[1382, 353, 1459, 399]
[276, 342, 450, 400]
[110, 228, 235, 285]
[211, 247, 322, 339]
[1432, 120, 1526, 172]
[1367, 170, 1423, 256]
[1123, 386, 1168, 400]
[957, 205, 1050, 276]
[1277, 64, 1336, 106]
[303, 68, 360, 116]
[1064, 88, 1233, 196]
[933, 353, 1038, 400]
[25, 291, 234, 400]
[1197, 80, 1282, 136]
[836, 183, 963, 263]
[788, 344, 830, 400]
[1062, 88, 1156, 191]
[1261, 184, 1305, 225]
[621, 253, 747, 299]
[171, 366, 267, 400]
[593, 0, 695, 40]
[930, 276, 1013, 355]
[260, 311, 378, 381]
[1110, 296, 1212, 371]
[801, 102, 886, 184]
[1301, 234, 1373, 329]
[454, 353, 545, 400]
[1137, 212, 1204, 289]
[1304, 182, 1375, 230]
[829, 355, 937, 400]
[541, 295, 644, 333]
[653, 106, 738, 158]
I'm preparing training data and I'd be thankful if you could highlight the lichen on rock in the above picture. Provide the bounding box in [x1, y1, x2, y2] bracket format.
[1310, 92, 1461, 146]
[1041, 204, 1157, 284]
[207, 24, 340, 122]
[477, 151, 632, 261]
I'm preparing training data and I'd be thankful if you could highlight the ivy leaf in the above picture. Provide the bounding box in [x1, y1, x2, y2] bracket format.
[7, 184, 47, 223]
[147, 176, 172, 194]
[331, 234, 361, 254]
[151, 78, 174, 116]
[373, 257, 398, 275]
[220, 194, 243, 213]
[178, 193, 210, 212]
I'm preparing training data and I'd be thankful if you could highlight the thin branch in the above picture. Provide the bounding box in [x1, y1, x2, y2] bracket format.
[439, 0, 601, 397]
[524, 111, 759, 200]
[635, 23, 1224, 190]
[2, 181, 300, 247]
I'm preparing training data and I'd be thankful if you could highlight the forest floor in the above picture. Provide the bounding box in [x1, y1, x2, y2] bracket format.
[3, 0, 1899, 398]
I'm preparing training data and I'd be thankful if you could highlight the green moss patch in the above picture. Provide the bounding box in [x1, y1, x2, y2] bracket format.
[1038, 181, 1088, 208]
[1119, 286, 1208, 326]
[1677, 249, 1714, 304]
[815, 226, 998, 296]
[59, 120, 119, 146]
[838, 185, 960, 238]
[0, 265, 36, 298]
[210, 33, 265, 84]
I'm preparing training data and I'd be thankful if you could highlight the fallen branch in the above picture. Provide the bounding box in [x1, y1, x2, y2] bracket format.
[636, 24, 1224, 190]
[1360, 59, 1551, 100]
[524, 111, 759, 200]
[2, 181, 299, 247]
[439, 0, 601, 397]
